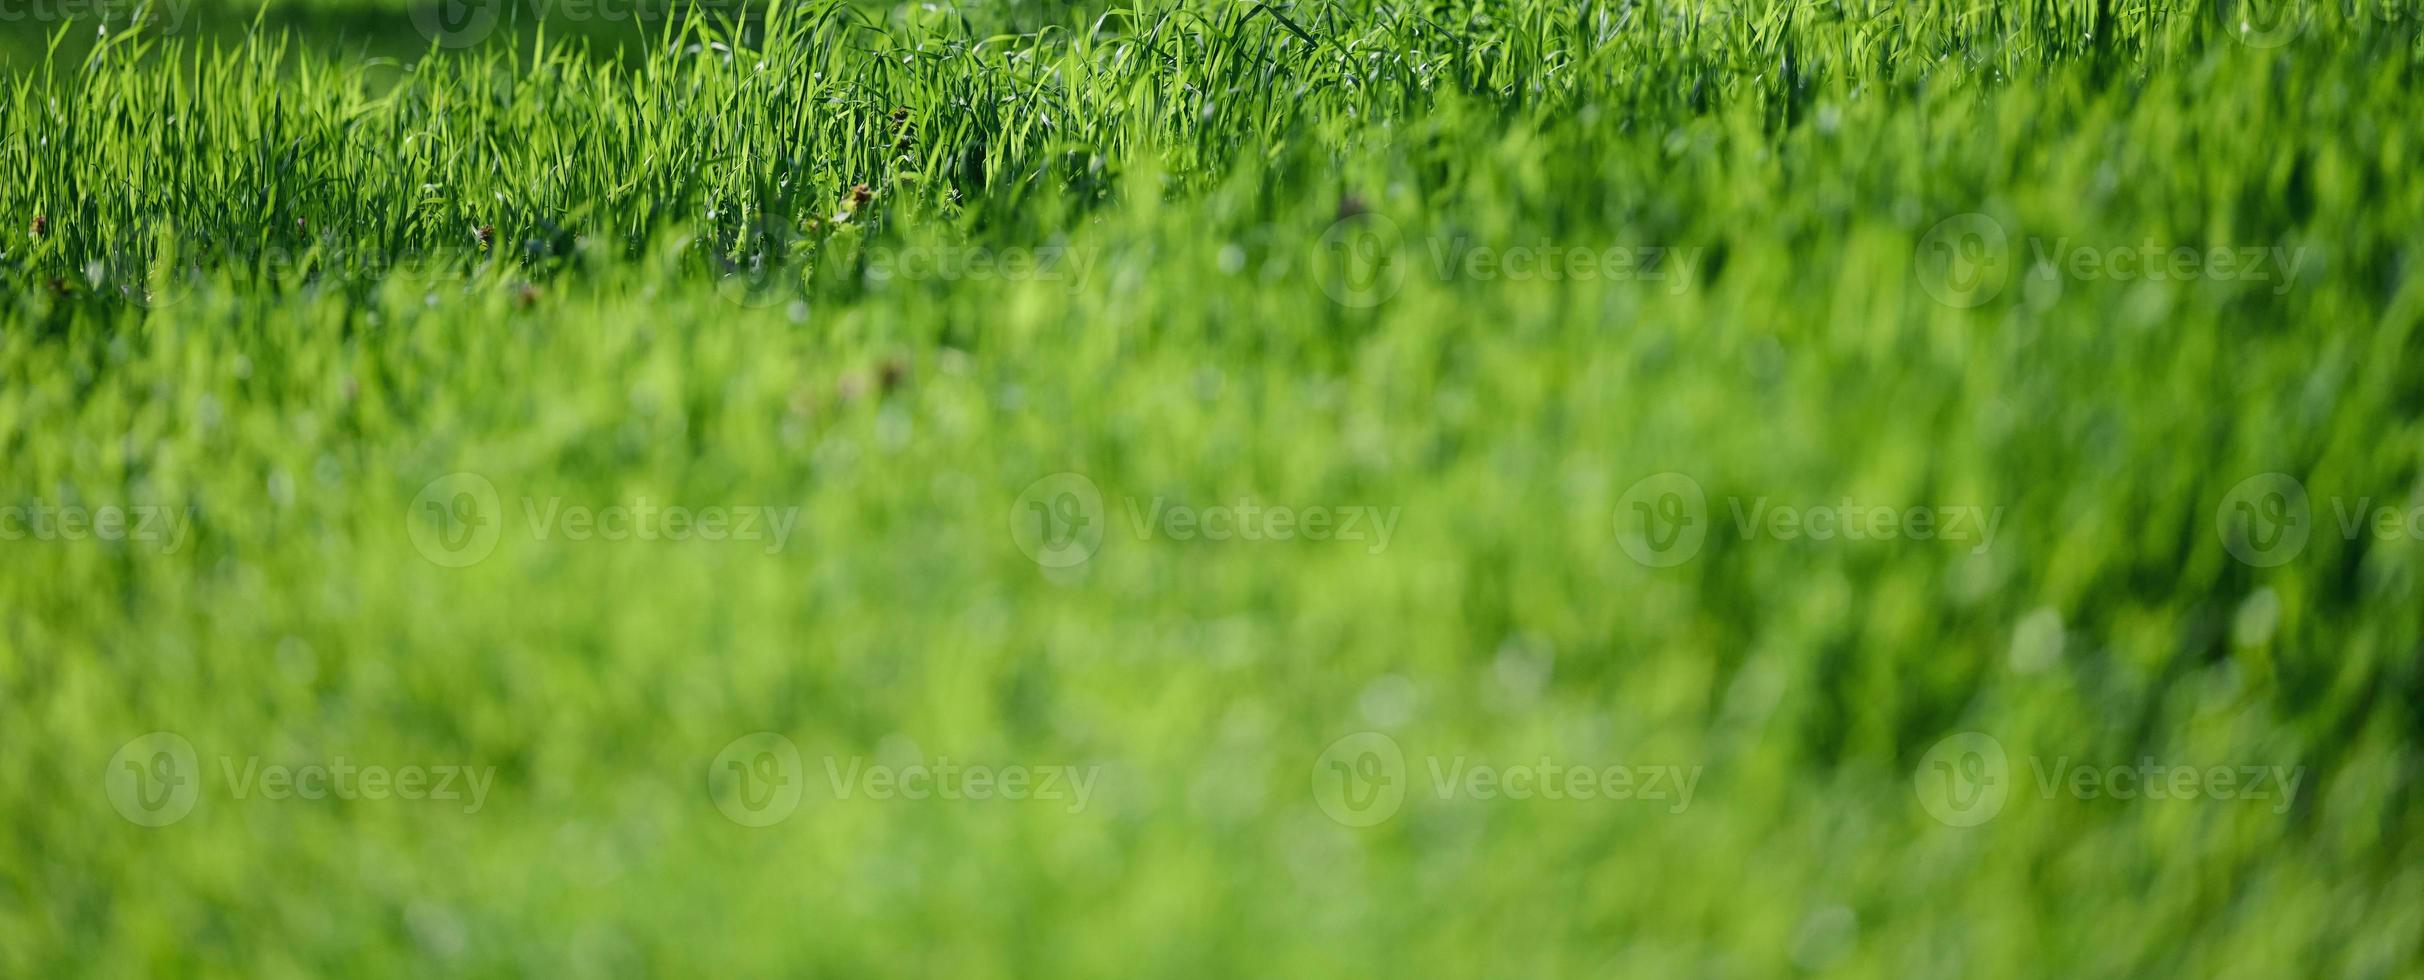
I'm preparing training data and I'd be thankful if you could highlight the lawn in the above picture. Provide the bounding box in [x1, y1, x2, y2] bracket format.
[5, 0, 2423, 975]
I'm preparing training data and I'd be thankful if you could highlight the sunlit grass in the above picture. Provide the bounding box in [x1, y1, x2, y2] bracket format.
[5, 2, 2423, 975]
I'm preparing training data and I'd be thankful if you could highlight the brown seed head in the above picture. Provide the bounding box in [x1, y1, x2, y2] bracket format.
[849, 184, 873, 207]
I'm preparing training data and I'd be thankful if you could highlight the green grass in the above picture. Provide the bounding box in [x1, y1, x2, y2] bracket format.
[7, 1, 2424, 975]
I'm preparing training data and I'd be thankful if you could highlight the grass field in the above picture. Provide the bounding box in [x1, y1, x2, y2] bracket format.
[6, 0, 2424, 975]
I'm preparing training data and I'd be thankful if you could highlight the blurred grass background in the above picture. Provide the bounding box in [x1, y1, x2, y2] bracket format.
[6, 0, 2424, 975]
